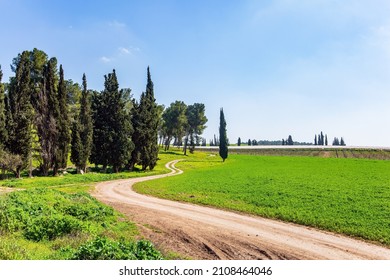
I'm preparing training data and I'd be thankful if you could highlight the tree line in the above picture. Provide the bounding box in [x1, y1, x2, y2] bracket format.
[235, 133, 345, 146]
[0, 48, 207, 178]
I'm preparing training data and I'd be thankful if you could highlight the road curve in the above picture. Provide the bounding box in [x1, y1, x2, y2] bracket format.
[92, 160, 390, 260]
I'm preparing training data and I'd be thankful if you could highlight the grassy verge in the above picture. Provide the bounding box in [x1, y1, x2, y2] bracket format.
[134, 153, 390, 246]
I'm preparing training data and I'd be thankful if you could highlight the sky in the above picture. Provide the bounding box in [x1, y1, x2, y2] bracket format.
[1, 0, 390, 146]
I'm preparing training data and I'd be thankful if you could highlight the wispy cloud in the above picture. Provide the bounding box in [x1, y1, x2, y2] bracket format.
[108, 20, 126, 28]
[118, 46, 141, 55]
[118, 47, 130, 54]
[100, 56, 112, 63]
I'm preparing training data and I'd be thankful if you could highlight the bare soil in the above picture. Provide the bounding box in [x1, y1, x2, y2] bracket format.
[91, 160, 390, 260]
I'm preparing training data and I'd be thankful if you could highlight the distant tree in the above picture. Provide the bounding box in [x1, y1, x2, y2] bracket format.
[162, 101, 187, 151]
[248, 139, 251, 146]
[320, 131, 324, 146]
[332, 137, 340, 146]
[237, 137, 241, 146]
[252, 139, 258, 146]
[314, 135, 317, 146]
[325, 134, 328, 146]
[282, 139, 285, 145]
[287, 135, 293, 145]
[218, 108, 228, 162]
[183, 103, 207, 155]
[340, 137, 346, 146]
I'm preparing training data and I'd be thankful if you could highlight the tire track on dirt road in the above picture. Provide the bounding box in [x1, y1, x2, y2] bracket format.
[92, 160, 390, 260]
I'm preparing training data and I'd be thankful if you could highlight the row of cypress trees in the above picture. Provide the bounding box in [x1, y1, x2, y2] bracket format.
[0, 49, 160, 177]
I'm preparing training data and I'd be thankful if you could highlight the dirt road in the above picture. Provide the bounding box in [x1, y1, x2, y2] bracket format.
[92, 160, 390, 260]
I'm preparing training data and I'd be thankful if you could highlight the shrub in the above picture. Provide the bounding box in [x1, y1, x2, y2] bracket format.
[24, 215, 81, 241]
[71, 236, 163, 260]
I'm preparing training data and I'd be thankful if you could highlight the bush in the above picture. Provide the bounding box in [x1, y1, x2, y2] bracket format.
[71, 236, 163, 260]
[24, 215, 81, 241]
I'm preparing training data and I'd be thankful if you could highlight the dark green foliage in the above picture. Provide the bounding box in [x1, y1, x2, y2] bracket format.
[7, 51, 34, 177]
[36, 57, 60, 176]
[131, 67, 160, 170]
[219, 108, 228, 162]
[56, 65, 71, 171]
[325, 134, 328, 146]
[70, 120, 82, 170]
[248, 139, 251, 146]
[314, 135, 317, 145]
[71, 74, 93, 173]
[0, 66, 6, 148]
[237, 137, 241, 146]
[91, 70, 134, 172]
[71, 237, 163, 260]
[340, 137, 346, 146]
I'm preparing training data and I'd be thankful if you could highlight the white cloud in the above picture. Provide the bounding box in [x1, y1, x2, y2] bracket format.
[100, 56, 112, 63]
[108, 20, 126, 28]
[118, 47, 130, 54]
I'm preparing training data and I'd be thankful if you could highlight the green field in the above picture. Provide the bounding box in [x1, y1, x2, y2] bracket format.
[134, 153, 390, 246]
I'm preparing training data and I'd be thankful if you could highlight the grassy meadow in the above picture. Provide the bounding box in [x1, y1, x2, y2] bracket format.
[134, 151, 390, 246]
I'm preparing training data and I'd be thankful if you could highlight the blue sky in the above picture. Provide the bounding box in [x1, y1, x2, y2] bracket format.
[1, 0, 390, 146]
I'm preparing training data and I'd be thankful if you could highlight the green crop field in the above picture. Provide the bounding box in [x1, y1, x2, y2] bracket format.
[134, 153, 390, 246]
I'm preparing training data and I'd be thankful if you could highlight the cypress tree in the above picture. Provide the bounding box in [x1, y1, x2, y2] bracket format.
[0, 66, 7, 148]
[340, 137, 346, 146]
[71, 74, 93, 173]
[55, 65, 71, 172]
[131, 67, 159, 170]
[287, 135, 293, 145]
[314, 135, 317, 145]
[7, 51, 33, 178]
[36, 58, 60, 176]
[219, 108, 228, 162]
[248, 139, 251, 146]
[91, 70, 134, 172]
[325, 134, 328, 146]
[237, 137, 241, 146]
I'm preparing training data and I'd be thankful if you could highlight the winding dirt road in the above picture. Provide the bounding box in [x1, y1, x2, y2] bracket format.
[92, 160, 390, 260]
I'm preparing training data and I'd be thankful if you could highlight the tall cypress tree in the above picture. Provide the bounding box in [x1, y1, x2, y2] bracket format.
[131, 67, 159, 170]
[71, 74, 93, 173]
[36, 57, 60, 176]
[219, 108, 228, 162]
[0, 66, 7, 148]
[55, 64, 71, 172]
[7, 51, 33, 178]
